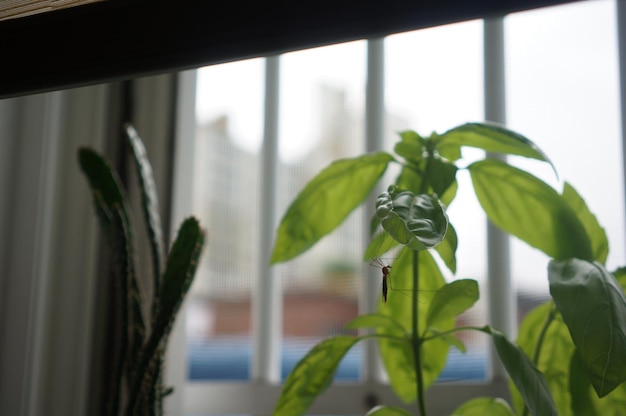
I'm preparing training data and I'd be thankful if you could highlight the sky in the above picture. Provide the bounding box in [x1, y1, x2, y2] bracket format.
[194, 0, 625, 293]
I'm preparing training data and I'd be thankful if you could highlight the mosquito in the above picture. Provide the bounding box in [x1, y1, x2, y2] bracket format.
[369, 255, 441, 304]
[369, 257, 393, 303]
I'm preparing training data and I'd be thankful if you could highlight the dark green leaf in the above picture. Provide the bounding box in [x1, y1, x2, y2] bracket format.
[428, 157, 458, 197]
[451, 397, 514, 416]
[569, 349, 600, 416]
[78, 147, 126, 225]
[125, 124, 166, 292]
[614, 266, 626, 289]
[512, 302, 573, 416]
[439, 178, 458, 207]
[274, 335, 359, 416]
[156, 217, 204, 335]
[344, 313, 406, 335]
[78, 148, 145, 414]
[365, 405, 413, 416]
[394, 165, 423, 193]
[489, 326, 558, 416]
[561, 182, 609, 264]
[469, 159, 593, 261]
[548, 259, 626, 397]
[426, 279, 479, 328]
[570, 350, 626, 415]
[436, 122, 554, 169]
[377, 249, 451, 402]
[127, 217, 204, 413]
[434, 222, 457, 274]
[376, 189, 448, 251]
[271, 152, 393, 263]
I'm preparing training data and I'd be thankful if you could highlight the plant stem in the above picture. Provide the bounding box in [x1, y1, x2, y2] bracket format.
[412, 250, 427, 416]
[522, 303, 557, 416]
[411, 149, 434, 415]
[532, 302, 557, 365]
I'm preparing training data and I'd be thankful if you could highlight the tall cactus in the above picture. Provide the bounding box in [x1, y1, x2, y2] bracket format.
[78, 125, 204, 416]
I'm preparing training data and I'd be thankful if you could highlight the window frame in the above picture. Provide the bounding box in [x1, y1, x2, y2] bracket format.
[0, 0, 577, 99]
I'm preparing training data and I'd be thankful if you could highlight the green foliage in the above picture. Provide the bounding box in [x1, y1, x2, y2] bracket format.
[548, 259, 626, 397]
[78, 126, 204, 416]
[425, 279, 478, 327]
[366, 405, 414, 416]
[488, 327, 557, 416]
[271, 152, 394, 263]
[377, 250, 451, 402]
[270, 121, 626, 415]
[376, 188, 448, 251]
[468, 159, 593, 261]
[451, 397, 514, 416]
[273, 336, 360, 416]
[511, 302, 573, 415]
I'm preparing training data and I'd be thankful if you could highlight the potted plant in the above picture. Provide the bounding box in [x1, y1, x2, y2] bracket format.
[78, 124, 205, 416]
[270, 122, 626, 415]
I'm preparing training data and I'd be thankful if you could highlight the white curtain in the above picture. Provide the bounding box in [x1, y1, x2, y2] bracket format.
[0, 72, 191, 416]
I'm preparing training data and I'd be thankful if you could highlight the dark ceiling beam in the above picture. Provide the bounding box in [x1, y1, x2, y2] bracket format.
[0, 0, 577, 98]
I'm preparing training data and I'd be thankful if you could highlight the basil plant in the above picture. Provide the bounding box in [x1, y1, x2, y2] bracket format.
[270, 122, 626, 416]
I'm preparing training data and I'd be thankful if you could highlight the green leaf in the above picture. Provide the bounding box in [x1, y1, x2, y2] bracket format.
[451, 397, 515, 416]
[376, 188, 448, 251]
[271, 152, 393, 263]
[125, 124, 166, 293]
[426, 279, 479, 328]
[427, 329, 467, 353]
[561, 182, 609, 264]
[395, 143, 424, 165]
[614, 266, 626, 289]
[570, 350, 626, 415]
[428, 157, 458, 197]
[274, 335, 359, 416]
[156, 217, 204, 336]
[439, 178, 458, 207]
[434, 222, 457, 274]
[395, 165, 423, 193]
[377, 249, 451, 402]
[512, 302, 574, 416]
[127, 217, 204, 413]
[344, 313, 406, 335]
[78, 147, 126, 225]
[489, 326, 558, 416]
[468, 159, 593, 261]
[548, 259, 626, 397]
[398, 130, 424, 143]
[436, 122, 554, 169]
[365, 405, 413, 416]
[364, 230, 400, 261]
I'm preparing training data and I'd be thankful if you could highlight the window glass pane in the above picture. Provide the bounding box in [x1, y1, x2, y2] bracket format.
[188, 58, 264, 380]
[506, 0, 625, 310]
[276, 41, 367, 381]
[386, 20, 488, 382]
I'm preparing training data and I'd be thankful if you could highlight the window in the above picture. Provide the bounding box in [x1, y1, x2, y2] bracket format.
[179, 1, 625, 414]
